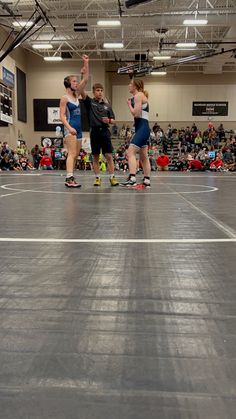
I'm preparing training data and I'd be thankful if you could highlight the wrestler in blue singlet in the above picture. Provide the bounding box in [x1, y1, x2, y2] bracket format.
[63, 95, 82, 139]
[130, 97, 150, 148]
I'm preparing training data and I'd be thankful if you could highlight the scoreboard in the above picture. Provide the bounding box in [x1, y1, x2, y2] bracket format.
[0, 82, 13, 124]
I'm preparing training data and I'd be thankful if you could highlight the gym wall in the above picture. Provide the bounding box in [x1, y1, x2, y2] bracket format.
[112, 81, 236, 131]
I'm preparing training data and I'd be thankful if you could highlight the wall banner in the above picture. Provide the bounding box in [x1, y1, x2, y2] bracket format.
[192, 102, 228, 116]
[2, 67, 15, 87]
[47, 107, 61, 124]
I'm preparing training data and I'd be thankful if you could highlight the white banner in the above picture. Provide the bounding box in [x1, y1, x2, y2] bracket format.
[0, 111, 13, 124]
[47, 107, 61, 124]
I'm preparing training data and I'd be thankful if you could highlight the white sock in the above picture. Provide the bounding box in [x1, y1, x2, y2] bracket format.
[110, 174, 114, 179]
[66, 173, 73, 178]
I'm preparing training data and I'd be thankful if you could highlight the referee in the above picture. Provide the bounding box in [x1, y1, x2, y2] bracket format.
[82, 83, 119, 186]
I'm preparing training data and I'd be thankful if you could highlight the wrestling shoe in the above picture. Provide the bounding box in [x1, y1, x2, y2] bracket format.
[94, 177, 101, 186]
[120, 175, 137, 187]
[142, 178, 151, 189]
[65, 176, 81, 188]
[123, 178, 151, 190]
[110, 176, 119, 186]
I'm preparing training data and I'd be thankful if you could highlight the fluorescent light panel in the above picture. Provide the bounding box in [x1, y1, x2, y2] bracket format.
[176, 42, 197, 48]
[153, 56, 171, 60]
[151, 71, 167, 75]
[103, 42, 124, 48]
[44, 56, 62, 61]
[13, 21, 33, 27]
[33, 44, 53, 49]
[97, 20, 121, 26]
[183, 19, 208, 25]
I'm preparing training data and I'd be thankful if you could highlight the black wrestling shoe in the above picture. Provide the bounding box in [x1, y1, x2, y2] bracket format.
[65, 176, 81, 188]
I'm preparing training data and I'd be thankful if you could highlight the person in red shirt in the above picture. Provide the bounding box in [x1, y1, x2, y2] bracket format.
[188, 159, 203, 171]
[208, 121, 214, 130]
[40, 153, 53, 170]
[210, 156, 224, 170]
[156, 152, 169, 171]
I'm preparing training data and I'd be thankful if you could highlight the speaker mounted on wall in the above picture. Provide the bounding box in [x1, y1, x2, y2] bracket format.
[134, 53, 147, 61]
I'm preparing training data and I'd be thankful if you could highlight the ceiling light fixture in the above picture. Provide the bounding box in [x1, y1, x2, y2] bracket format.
[33, 44, 53, 49]
[153, 56, 171, 60]
[13, 21, 34, 27]
[176, 42, 197, 48]
[44, 56, 62, 61]
[151, 71, 167, 76]
[97, 20, 121, 27]
[183, 19, 208, 25]
[103, 42, 124, 49]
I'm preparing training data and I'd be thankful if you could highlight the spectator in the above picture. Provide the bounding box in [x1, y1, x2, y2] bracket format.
[156, 152, 169, 171]
[39, 153, 53, 170]
[31, 144, 42, 169]
[184, 126, 193, 150]
[188, 159, 203, 171]
[162, 136, 169, 154]
[16, 141, 28, 157]
[196, 147, 208, 161]
[0, 154, 12, 170]
[194, 131, 203, 147]
[19, 157, 34, 170]
[210, 156, 224, 171]
[1, 142, 10, 157]
[208, 121, 214, 130]
[223, 147, 233, 163]
[191, 123, 198, 138]
[148, 145, 157, 171]
[217, 123, 225, 141]
[152, 122, 159, 133]
[166, 123, 173, 139]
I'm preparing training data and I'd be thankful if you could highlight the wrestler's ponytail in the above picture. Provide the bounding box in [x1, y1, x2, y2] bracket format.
[133, 79, 149, 98]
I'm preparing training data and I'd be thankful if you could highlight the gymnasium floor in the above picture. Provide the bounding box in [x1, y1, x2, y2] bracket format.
[0, 171, 236, 419]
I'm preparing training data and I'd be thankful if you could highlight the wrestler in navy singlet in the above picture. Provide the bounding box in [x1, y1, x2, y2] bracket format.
[63, 95, 82, 139]
[130, 97, 150, 148]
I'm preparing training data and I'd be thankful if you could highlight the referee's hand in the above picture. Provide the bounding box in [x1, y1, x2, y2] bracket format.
[102, 117, 110, 124]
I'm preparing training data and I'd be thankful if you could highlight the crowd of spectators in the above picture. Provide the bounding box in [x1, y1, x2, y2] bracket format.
[0, 141, 34, 171]
[153, 121, 236, 171]
[112, 121, 236, 172]
[0, 140, 98, 172]
[1, 121, 236, 174]
[0, 140, 70, 172]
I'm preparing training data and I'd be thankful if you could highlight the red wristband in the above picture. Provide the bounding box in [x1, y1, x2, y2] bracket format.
[109, 118, 112, 123]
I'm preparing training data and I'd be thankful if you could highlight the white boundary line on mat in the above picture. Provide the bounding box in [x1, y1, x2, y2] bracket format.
[0, 238, 235, 243]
